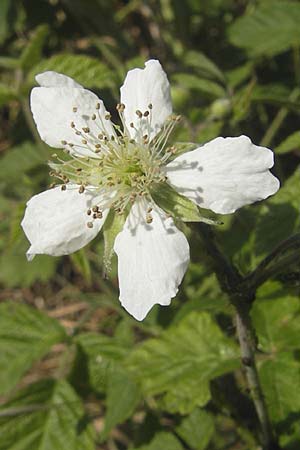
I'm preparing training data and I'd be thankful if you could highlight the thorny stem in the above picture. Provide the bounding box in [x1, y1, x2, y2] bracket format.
[193, 223, 281, 450]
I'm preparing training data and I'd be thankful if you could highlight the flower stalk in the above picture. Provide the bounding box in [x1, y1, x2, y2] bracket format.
[194, 223, 281, 450]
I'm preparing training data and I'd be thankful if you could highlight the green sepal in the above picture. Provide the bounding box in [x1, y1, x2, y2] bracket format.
[102, 209, 126, 276]
[151, 182, 222, 225]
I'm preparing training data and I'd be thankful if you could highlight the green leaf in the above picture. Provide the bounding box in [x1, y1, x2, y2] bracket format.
[0, 379, 95, 450]
[252, 282, 300, 353]
[259, 352, 300, 423]
[183, 50, 225, 84]
[28, 54, 114, 89]
[151, 182, 220, 224]
[102, 210, 126, 275]
[0, 142, 50, 184]
[127, 312, 239, 414]
[20, 25, 49, 72]
[0, 302, 66, 395]
[176, 408, 215, 450]
[275, 131, 300, 154]
[0, 83, 18, 107]
[101, 368, 140, 440]
[132, 432, 183, 450]
[172, 73, 226, 99]
[0, 238, 58, 288]
[228, 1, 300, 57]
[75, 332, 128, 393]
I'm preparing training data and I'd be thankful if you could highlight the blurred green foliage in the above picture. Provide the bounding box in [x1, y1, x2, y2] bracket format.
[1, 0, 300, 449]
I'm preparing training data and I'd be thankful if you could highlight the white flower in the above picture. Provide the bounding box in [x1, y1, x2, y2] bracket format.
[21, 60, 280, 321]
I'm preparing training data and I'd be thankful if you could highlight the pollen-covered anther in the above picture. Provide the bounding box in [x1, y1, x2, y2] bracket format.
[146, 213, 153, 224]
[79, 185, 85, 194]
[82, 127, 90, 133]
[92, 206, 99, 212]
[105, 113, 111, 120]
[96, 103, 100, 110]
[70, 121, 75, 128]
[82, 139, 87, 145]
[91, 114, 96, 120]
[61, 184, 66, 191]
[148, 103, 153, 109]
[73, 107, 78, 112]
[87, 222, 93, 228]
[143, 110, 149, 117]
[136, 110, 143, 118]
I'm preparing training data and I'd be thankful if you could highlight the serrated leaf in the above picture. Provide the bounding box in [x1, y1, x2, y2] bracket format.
[259, 352, 300, 423]
[102, 209, 125, 275]
[132, 432, 183, 450]
[252, 282, 300, 353]
[176, 408, 215, 450]
[100, 368, 140, 440]
[127, 312, 239, 414]
[275, 131, 300, 154]
[0, 302, 66, 395]
[20, 25, 49, 72]
[228, 1, 300, 57]
[28, 54, 114, 89]
[75, 332, 127, 393]
[151, 182, 220, 224]
[0, 379, 95, 450]
[172, 73, 226, 99]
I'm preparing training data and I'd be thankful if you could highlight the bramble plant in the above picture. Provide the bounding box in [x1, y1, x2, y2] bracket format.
[1, 1, 300, 450]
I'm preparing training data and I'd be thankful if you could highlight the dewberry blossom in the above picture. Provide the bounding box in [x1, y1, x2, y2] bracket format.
[21, 60, 280, 320]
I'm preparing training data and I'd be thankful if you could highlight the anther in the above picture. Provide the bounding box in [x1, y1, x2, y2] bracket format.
[130, 122, 134, 128]
[61, 184, 67, 191]
[136, 110, 143, 118]
[93, 213, 97, 219]
[96, 103, 100, 110]
[95, 144, 101, 149]
[79, 185, 85, 194]
[82, 127, 90, 133]
[73, 107, 78, 112]
[82, 139, 87, 144]
[144, 111, 149, 117]
[75, 131, 81, 135]
[147, 207, 153, 213]
[91, 114, 96, 120]
[96, 212, 103, 219]
[87, 209, 91, 215]
[61, 140, 67, 145]
[92, 206, 99, 212]
[76, 168, 82, 172]
[98, 133, 103, 139]
[70, 121, 75, 128]
[87, 222, 93, 228]
[105, 113, 111, 120]
[146, 213, 153, 224]
[148, 103, 153, 109]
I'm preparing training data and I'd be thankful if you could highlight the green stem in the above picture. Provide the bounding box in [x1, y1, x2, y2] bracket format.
[193, 223, 280, 450]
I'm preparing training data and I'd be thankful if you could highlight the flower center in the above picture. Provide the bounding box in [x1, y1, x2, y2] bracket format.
[49, 102, 180, 226]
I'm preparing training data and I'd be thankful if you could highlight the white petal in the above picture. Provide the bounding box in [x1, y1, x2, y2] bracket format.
[36, 71, 83, 88]
[166, 135, 280, 214]
[30, 83, 115, 157]
[114, 201, 190, 321]
[21, 185, 109, 258]
[120, 60, 172, 141]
